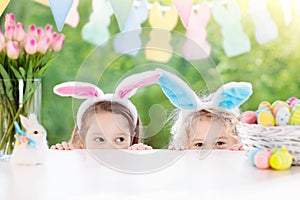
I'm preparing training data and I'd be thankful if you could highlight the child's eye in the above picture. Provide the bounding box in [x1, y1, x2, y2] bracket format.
[216, 141, 226, 146]
[94, 137, 104, 143]
[115, 137, 125, 143]
[194, 142, 203, 147]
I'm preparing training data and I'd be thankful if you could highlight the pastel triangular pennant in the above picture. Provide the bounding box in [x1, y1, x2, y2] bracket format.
[48, 0, 74, 32]
[109, 0, 133, 31]
[0, 0, 11, 17]
[34, 0, 49, 6]
[65, 0, 79, 28]
[172, 0, 194, 28]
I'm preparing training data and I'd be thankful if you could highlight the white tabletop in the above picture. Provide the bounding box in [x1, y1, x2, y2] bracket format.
[1, 149, 299, 200]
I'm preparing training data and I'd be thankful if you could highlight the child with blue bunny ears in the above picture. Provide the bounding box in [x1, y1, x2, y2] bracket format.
[50, 71, 162, 150]
[154, 69, 253, 150]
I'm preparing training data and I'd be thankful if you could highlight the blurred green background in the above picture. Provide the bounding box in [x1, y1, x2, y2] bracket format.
[1, 0, 300, 148]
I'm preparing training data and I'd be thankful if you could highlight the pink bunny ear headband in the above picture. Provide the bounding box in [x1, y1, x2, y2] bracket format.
[53, 71, 161, 131]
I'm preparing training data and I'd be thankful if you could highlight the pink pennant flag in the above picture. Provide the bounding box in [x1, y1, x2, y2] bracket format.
[65, 0, 79, 28]
[172, 0, 194, 28]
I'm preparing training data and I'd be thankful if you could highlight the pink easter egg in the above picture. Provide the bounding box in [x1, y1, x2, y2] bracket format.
[286, 97, 298, 106]
[254, 150, 272, 169]
[290, 99, 300, 108]
[273, 102, 290, 116]
[241, 111, 257, 124]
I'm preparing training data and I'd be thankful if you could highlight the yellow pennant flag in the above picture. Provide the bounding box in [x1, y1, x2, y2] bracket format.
[0, 0, 11, 17]
[34, 0, 49, 6]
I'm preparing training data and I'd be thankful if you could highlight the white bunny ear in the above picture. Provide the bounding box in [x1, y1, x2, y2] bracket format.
[155, 68, 199, 109]
[212, 82, 253, 110]
[53, 81, 104, 99]
[20, 114, 30, 130]
[115, 70, 162, 99]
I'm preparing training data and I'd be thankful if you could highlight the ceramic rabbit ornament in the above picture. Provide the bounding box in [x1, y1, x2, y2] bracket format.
[10, 114, 48, 165]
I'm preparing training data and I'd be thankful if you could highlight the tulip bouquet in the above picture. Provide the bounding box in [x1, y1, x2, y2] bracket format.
[0, 13, 65, 155]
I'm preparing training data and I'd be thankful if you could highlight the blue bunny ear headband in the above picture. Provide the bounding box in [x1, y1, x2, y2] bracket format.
[155, 68, 253, 113]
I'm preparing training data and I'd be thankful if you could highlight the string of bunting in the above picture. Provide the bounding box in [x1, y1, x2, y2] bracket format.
[29, 0, 295, 61]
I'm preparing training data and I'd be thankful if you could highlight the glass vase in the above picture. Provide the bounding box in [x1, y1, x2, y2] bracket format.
[0, 78, 41, 160]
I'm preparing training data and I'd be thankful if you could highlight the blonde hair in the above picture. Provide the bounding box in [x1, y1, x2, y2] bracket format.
[70, 101, 141, 149]
[170, 108, 240, 148]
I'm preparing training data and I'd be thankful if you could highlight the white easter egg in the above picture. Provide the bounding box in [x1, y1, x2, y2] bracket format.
[275, 107, 291, 126]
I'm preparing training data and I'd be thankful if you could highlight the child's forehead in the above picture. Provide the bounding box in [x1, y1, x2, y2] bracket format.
[86, 111, 130, 129]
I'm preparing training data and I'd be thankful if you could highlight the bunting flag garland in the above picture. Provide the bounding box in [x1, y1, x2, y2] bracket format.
[113, 0, 148, 56]
[65, 0, 80, 28]
[109, 0, 134, 31]
[248, 0, 278, 44]
[48, 0, 74, 32]
[172, 0, 194, 28]
[212, 0, 251, 57]
[182, 2, 211, 60]
[279, 0, 292, 26]
[0, 0, 11, 17]
[81, 0, 113, 46]
[29, 0, 293, 59]
[145, 2, 178, 62]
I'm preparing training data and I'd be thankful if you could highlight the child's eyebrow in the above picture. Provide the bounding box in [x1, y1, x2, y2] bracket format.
[215, 136, 228, 140]
[191, 139, 204, 142]
[114, 132, 129, 137]
[90, 132, 104, 136]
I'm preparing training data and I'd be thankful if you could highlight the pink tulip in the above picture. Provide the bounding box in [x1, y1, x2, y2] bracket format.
[24, 37, 37, 54]
[45, 24, 53, 35]
[50, 33, 65, 52]
[6, 41, 19, 59]
[28, 24, 38, 39]
[0, 31, 4, 51]
[14, 22, 25, 41]
[37, 27, 44, 40]
[37, 36, 50, 54]
[5, 25, 15, 40]
[4, 13, 15, 30]
[0, 30, 4, 44]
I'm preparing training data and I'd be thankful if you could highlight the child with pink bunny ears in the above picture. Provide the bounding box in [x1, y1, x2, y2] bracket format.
[50, 70, 162, 150]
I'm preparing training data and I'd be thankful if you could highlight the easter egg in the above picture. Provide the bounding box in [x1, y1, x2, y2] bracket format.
[289, 105, 300, 125]
[257, 110, 275, 126]
[269, 147, 294, 170]
[256, 106, 272, 114]
[242, 111, 257, 124]
[248, 148, 261, 167]
[259, 101, 272, 111]
[275, 107, 291, 126]
[271, 100, 282, 110]
[254, 149, 272, 169]
[287, 97, 299, 106]
[271, 100, 289, 111]
[291, 102, 300, 115]
[290, 99, 300, 109]
[273, 102, 290, 116]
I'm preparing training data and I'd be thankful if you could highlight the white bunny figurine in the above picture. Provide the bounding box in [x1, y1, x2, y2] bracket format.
[10, 114, 48, 165]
